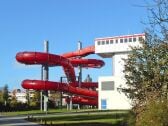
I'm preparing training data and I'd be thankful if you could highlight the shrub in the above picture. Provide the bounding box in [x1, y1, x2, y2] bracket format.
[136, 99, 168, 126]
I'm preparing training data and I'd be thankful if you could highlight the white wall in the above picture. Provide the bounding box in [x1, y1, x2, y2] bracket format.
[112, 53, 128, 77]
[98, 76, 131, 110]
[96, 34, 145, 110]
[16, 92, 27, 103]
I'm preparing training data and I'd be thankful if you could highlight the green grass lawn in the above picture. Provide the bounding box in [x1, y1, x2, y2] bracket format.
[1, 108, 70, 116]
[2, 108, 128, 116]
[29, 111, 128, 126]
[2, 109, 129, 125]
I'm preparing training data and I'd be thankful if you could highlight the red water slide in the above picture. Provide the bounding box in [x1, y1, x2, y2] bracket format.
[16, 45, 104, 106]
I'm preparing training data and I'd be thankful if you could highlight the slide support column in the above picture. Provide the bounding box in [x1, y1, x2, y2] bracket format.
[78, 41, 82, 110]
[43, 40, 49, 112]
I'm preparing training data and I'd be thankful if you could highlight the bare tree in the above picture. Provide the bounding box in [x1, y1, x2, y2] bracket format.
[146, 0, 168, 40]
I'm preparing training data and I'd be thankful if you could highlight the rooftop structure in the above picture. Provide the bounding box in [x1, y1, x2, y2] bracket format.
[95, 33, 145, 57]
[95, 33, 145, 110]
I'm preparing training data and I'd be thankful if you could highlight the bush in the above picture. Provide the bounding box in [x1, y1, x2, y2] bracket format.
[29, 101, 39, 109]
[123, 110, 136, 126]
[136, 99, 168, 126]
[10, 99, 18, 108]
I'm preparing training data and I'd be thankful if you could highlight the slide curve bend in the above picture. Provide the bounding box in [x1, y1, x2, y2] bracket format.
[16, 45, 104, 106]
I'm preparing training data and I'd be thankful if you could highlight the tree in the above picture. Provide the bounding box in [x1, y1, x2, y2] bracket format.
[29, 90, 40, 109]
[10, 96, 18, 108]
[121, 1, 168, 125]
[137, 98, 168, 126]
[49, 91, 61, 107]
[0, 90, 3, 102]
[33, 91, 40, 105]
[0, 90, 3, 110]
[26, 89, 30, 107]
[2, 84, 9, 106]
[122, 40, 168, 124]
[145, 0, 168, 40]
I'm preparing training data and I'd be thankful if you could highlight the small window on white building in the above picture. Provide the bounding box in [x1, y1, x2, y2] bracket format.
[97, 41, 101, 45]
[106, 40, 109, 44]
[129, 38, 132, 42]
[139, 37, 143, 41]
[115, 39, 118, 44]
[110, 40, 113, 44]
[124, 38, 127, 43]
[120, 39, 123, 43]
[101, 81, 115, 91]
[133, 37, 136, 42]
[102, 41, 105, 45]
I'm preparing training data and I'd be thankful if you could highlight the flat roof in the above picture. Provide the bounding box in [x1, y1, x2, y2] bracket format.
[95, 33, 145, 41]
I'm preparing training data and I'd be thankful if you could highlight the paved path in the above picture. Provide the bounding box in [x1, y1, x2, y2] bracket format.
[0, 115, 41, 126]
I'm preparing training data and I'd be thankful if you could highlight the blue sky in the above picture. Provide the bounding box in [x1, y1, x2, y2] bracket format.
[0, 0, 147, 90]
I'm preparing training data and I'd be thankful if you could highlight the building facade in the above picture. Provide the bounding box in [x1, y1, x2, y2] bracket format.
[10, 89, 27, 103]
[95, 33, 145, 110]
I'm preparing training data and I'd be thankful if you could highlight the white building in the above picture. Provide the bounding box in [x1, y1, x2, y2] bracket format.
[11, 89, 27, 103]
[95, 33, 145, 110]
[15, 92, 27, 103]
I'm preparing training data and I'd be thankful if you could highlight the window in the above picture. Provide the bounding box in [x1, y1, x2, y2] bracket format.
[101, 81, 115, 90]
[97, 41, 101, 45]
[102, 41, 105, 45]
[106, 40, 109, 44]
[124, 38, 127, 43]
[120, 39, 123, 43]
[133, 37, 136, 42]
[129, 38, 132, 42]
[115, 39, 118, 44]
[101, 99, 107, 110]
[110, 40, 113, 44]
[139, 37, 143, 41]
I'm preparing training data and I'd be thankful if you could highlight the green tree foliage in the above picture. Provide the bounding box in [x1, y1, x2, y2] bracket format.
[49, 91, 61, 108]
[123, 40, 168, 100]
[0, 91, 3, 109]
[122, 0, 168, 125]
[2, 84, 9, 105]
[122, 39, 168, 125]
[26, 89, 30, 107]
[29, 90, 40, 108]
[137, 99, 168, 126]
[10, 96, 18, 108]
[33, 91, 40, 103]
[0, 90, 3, 102]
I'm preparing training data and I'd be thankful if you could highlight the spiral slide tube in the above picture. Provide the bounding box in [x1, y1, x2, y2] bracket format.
[16, 45, 104, 106]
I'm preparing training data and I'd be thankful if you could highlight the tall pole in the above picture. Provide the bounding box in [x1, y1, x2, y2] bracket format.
[40, 66, 43, 111]
[60, 77, 63, 109]
[69, 95, 72, 110]
[78, 41, 82, 87]
[77, 41, 82, 110]
[43, 40, 49, 112]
